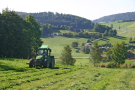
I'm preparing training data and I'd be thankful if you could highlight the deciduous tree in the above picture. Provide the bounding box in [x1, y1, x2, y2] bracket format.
[111, 41, 128, 65]
[60, 45, 76, 65]
[90, 41, 102, 66]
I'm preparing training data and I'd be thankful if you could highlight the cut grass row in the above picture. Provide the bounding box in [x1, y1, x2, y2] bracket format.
[0, 58, 135, 90]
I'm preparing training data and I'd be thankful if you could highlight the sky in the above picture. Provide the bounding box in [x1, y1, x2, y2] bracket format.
[0, 0, 135, 20]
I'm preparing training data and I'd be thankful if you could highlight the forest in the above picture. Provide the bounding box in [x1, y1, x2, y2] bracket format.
[93, 12, 135, 23]
[16, 11, 95, 29]
[0, 9, 42, 58]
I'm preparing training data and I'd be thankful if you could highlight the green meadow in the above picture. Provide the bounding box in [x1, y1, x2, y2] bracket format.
[0, 58, 135, 90]
[104, 21, 135, 37]
[41, 36, 90, 57]
[97, 21, 135, 45]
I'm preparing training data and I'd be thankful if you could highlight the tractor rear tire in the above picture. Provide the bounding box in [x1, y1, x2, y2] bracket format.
[50, 57, 55, 68]
[43, 59, 50, 68]
[29, 59, 34, 68]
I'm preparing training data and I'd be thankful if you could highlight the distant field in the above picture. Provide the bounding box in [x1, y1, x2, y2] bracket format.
[0, 58, 135, 90]
[97, 36, 130, 45]
[41, 36, 89, 57]
[103, 21, 135, 37]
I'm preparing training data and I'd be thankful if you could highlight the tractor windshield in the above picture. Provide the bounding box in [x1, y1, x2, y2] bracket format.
[38, 50, 47, 55]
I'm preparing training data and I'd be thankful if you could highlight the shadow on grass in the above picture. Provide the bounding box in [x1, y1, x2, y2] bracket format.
[113, 36, 127, 40]
[0, 62, 27, 72]
[100, 38, 110, 41]
[50, 67, 59, 69]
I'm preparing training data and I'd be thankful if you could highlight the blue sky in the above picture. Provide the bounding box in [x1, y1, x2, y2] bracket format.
[0, 0, 135, 20]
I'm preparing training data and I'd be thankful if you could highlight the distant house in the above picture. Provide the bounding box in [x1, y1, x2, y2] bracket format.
[51, 33, 60, 36]
[102, 54, 106, 57]
[102, 51, 135, 59]
[100, 47, 110, 52]
[127, 51, 135, 59]
[80, 46, 91, 52]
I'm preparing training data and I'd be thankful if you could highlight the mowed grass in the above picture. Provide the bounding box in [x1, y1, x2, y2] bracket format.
[41, 36, 90, 57]
[97, 36, 130, 45]
[0, 58, 135, 90]
[104, 21, 135, 37]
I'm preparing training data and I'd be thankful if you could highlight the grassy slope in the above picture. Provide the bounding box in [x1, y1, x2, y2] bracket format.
[97, 36, 130, 45]
[104, 21, 135, 37]
[0, 58, 135, 90]
[41, 36, 90, 57]
[97, 21, 135, 45]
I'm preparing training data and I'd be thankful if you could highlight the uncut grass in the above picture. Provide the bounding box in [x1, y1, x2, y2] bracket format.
[41, 36, 89, 57]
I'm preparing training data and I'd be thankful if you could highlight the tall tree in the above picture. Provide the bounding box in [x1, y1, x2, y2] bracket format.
[111, 41, 128, 65]
[90, 41, 102, 66]
[0, 8, 43, 58]
[60, 45, 76, 65]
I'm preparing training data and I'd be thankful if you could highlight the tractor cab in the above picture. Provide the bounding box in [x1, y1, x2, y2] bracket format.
[36, 45, 51, 61]
[29, 45, 55, 68]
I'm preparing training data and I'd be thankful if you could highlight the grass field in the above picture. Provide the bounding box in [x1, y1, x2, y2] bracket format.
[103, 21, 135, 37]
[41, 36, 89, 58]
[0, 58, 135, 90]
[97, 36, 130, 45]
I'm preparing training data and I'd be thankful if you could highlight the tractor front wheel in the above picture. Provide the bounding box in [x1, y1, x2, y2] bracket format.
[29, 59, 34, 68]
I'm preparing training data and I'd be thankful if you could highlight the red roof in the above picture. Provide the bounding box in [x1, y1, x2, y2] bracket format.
[102, 54, 106, 57]
[81, 46, 90, 50]
[127, 51, 135, 55]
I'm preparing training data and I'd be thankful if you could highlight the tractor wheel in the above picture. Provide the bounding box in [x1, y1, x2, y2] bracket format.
[29, 59, 34, 68]
[47, 60, 50, 68]
[50, 57, 55, 68]
[43, 59, 50, 68]
[43, 59, 47, 68]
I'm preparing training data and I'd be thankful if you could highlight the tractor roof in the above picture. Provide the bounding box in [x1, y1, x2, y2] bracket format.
[38, 45, 51, 50]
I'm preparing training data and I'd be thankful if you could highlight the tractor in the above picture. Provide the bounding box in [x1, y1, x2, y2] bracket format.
[29, 45, 55, 68]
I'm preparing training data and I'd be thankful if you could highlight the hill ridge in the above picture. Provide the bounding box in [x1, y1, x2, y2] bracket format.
[93, 12, 135, 23]
[16, 11, 94, 29]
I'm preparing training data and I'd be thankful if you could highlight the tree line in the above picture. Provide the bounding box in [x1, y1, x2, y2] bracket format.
[93, 12, 135, 23]
[40, 23, 73, 36]
[16, 11, 94, 29]
[0, 9, 42, 58]
[61, 24, 117, 39]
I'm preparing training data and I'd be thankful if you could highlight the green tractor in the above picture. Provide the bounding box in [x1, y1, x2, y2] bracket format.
[29, 45, 55, 68]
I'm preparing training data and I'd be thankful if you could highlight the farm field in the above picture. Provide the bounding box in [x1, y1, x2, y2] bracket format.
[41, 36, 90, 58]
[97, 36, 130, 45]
[103, 21, 135, 37]
[0, 58, 135, 90]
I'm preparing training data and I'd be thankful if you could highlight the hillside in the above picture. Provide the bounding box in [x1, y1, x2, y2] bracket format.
[41, 36, 89, 57]
[97, 20, 135, 46]
[16, 11, 94, 29]
[93, 12, 135, 23]
[103, 20, 135, 37]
